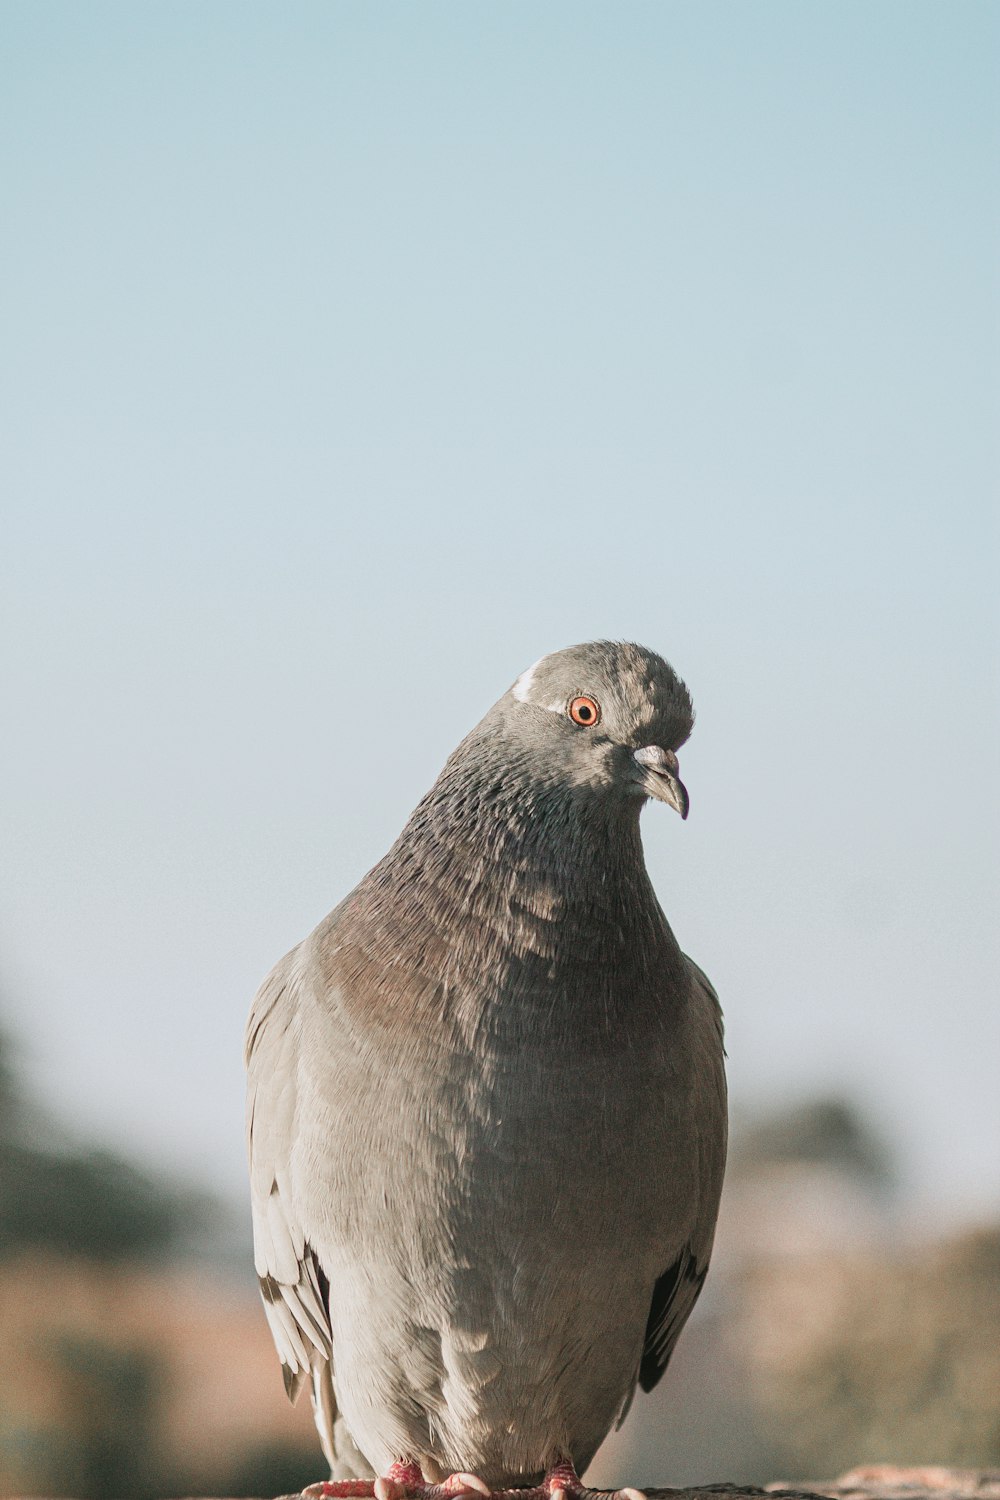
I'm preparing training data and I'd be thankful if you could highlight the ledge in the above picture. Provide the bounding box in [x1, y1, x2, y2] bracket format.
[255, 1468, 1000, 1500]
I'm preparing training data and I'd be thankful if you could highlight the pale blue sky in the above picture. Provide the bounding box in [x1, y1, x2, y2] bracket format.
[1, 2, 997, 1220]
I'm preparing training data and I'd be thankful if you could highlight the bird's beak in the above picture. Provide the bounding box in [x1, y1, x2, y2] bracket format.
[632, 745, 690, 819]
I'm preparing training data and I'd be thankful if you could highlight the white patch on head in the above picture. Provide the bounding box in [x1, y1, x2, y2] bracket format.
[511, 650, 577, 715]
[512, 655, 547, 702]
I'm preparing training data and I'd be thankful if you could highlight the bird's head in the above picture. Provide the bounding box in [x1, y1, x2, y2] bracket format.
[499, 640, 694, 818]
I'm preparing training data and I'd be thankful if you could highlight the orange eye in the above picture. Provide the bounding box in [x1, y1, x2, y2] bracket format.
[568, 695, 601, 727]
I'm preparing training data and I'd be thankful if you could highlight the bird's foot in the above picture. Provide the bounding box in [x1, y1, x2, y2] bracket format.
[530, 1459, 644, 1500]
[378, 1466, 492, 1500]
[304, 1460, 644, 1500]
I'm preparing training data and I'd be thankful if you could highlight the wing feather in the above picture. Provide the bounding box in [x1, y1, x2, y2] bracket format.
[636, 953, 727, 1395]
[245, 951, 333, 1401]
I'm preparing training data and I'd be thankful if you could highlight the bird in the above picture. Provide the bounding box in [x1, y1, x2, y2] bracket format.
[245, 641, 727, 1500]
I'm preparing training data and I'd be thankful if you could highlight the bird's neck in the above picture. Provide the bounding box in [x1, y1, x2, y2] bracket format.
[335, 756, 686, 1049]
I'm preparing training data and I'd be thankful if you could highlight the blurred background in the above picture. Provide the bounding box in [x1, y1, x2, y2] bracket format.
[1, 2, 997, 1496]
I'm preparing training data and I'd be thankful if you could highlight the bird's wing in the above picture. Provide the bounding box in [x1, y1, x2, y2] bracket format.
[637, 953, 727, 1395]
[245, 950, 334, 1412]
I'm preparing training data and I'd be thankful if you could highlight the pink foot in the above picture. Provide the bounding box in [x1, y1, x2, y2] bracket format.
[539, 1459, 645, 1500]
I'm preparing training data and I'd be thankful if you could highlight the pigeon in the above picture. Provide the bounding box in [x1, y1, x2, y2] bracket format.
[245, 641, 727, 1500]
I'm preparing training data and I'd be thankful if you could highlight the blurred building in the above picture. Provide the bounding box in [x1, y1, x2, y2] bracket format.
[0, 1254, 319, 1499]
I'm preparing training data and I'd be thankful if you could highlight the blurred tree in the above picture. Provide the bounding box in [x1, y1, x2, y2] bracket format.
[42, 1336, 168, 1500]
[0, 1018, 268, 1500]
[0, 1022, 204, 1261]
[212, 1439, 325, 1499]
[730, 1095, 898, 1193]
[0, 1142, 188, 1261]
[0, 1029, 16, 1130]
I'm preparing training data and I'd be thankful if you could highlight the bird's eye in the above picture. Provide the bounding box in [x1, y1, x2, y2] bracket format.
[568, 695, 601, 727]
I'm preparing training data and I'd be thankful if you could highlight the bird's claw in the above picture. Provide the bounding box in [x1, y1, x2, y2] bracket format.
[373, 1480, 406, 1500]
[439, 1474, 492, 1498]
